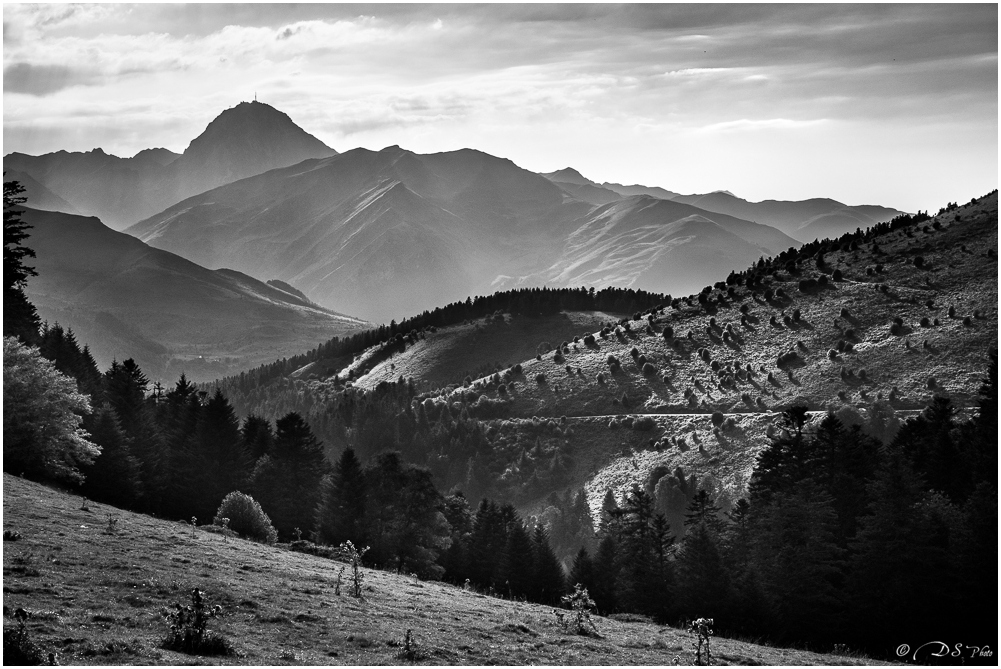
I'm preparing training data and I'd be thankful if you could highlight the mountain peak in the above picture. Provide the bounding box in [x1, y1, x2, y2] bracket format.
[541, 167, 594, 186]
[173, 101, 338, 194]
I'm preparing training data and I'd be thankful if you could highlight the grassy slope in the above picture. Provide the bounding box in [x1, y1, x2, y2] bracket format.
[337, 311, 628, 391]
[2, 474, 888, 666]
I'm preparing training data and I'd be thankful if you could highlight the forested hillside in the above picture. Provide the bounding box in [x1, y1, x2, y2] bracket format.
[4, 182, 997, 661]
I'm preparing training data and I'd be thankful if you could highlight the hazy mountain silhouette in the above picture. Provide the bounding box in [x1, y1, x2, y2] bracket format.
[541, 167, 681, 201]
[2, 169, 81, 215]
[127, 146, 799, 322]
[542, 167, 903, 241]
[512, 195, 798, 296]
[670, 191, 904, 242]
[20, 206, 367, 382]
[4, 101, 337, 229]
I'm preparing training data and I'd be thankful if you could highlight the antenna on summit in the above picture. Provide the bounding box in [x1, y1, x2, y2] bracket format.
[254, 91, 257, 102]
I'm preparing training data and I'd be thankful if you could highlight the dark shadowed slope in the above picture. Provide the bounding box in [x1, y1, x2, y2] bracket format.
[4, 101, 337, 230]
[20, 207, 368, 382]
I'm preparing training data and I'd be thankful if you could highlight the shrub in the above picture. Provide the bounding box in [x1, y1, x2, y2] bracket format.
[512, 363, 523, 374]
[832, 269, 843, 281]
[162, 588, 232, 656]
[963, 316, 972, 326]
[633, 416, 655, 431]
[642, 362, 657, 377]
[662, 326, 674, 340]
[214, 492, 277, 544]
[948, 305, 956, 318]
[920, 317, 930, 327]
[3, 609, 47, 665]
[535, 373, 547, 384]
[630, 347, 640, 358]
[818, 275, 829, 286]
[777, 351, 798, 367]
[914, 256, 925, 268]
[583, 334, 596, 347]
[711, 411, 725, 427]
[596, 373, 605, 385]
[799, 278, 818, 291]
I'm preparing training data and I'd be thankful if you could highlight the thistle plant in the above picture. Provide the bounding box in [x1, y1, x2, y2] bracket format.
[688, 617, 714, 666]
[554, 583, 599, 636]
[337, 540, 370, 599]
[162, 588, 231, 656]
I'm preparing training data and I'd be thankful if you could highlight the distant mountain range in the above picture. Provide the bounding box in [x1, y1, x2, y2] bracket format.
[19, 206, 368, 382]
[4, 101, 337, 230]
[125, 143, 803, 322]
[7, 100, 905, 326]
[542, 168, 904, 243]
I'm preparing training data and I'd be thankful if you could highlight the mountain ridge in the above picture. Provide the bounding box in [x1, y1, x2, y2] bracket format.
[19, 206, 368, 382]
[4, 101, 337, 229]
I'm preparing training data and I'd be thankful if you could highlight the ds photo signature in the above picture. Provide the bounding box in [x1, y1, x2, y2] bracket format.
[897, 642, 994, 663]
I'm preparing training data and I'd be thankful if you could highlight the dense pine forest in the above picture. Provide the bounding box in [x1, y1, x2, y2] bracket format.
[4, 179, 998, 660]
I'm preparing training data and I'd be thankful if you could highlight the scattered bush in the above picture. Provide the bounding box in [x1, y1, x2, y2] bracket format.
[777, 351, 799, 367]
[832, 269, 844, 281]
[919, 317, 930, 327]
[948, 305, 956, 318]
[642, 362, 657, 377]
[711, 411, 725, 427]
[596, 372, 605, 385]
[914, 256, 925, 268]
[214, 492, 277, 544]
[963, 316, 972, 326]
[535, 373, 547, 384]
[583, 334, 596, 347]
[633, 416, 655, 431]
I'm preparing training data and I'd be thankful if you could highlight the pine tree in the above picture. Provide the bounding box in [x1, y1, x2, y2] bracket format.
[530, 524, 565, 605]
[590, 534, 619, 614]
[81, 404, 142, 508]
[250, 412, 327, 540]
[751, 481, 845, 644]
[500, 520, 535, 599]
[3, 180, 40, 344]
[241, 414, 274, 461]
[315, 447, 367, 546]
[103, 359, 164, 512]
[192, 389, 249, 519]
[568, 546, 595, 595]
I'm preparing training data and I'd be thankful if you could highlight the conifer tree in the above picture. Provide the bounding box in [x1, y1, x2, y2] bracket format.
[251, 412, 327, 540]
[500, 520, 535, 599]
[81, 404, 142, 508]
[3, 180, 40, 344]
[590, 534, 619, 614]
[567, 546, 595, 595]
[530, 524, 565, 605]
[241, 414, 274, 461]
[315, 447, 367, 546]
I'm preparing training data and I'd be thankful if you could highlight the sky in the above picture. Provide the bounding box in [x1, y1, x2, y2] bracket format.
[3, 3, 997, 213]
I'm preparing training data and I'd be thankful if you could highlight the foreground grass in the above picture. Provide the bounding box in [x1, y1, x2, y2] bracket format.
[2, 474, 892, 666]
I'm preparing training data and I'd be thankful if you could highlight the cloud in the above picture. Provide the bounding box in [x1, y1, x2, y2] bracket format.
[3, 63, 96, 96]
[696, 118, 828, 134]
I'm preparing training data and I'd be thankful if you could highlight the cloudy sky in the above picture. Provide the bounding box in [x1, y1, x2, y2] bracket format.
[3, 3, 997, 212]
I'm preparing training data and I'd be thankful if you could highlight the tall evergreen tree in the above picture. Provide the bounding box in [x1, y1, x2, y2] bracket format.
[3, 180, 40, 344]
[251, 412, 327, 540]
[81, 404, 142, 508]
[315, 447, 367, 546]
[530, 524, 565, 605]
